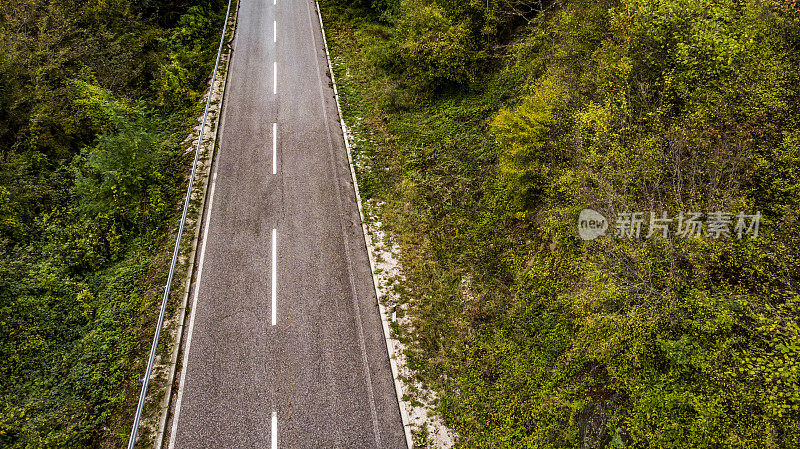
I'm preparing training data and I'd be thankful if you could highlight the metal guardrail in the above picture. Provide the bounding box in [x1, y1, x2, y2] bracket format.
[127, 0, 233, 447]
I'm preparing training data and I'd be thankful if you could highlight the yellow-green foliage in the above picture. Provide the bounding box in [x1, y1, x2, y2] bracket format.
[492, 79, 562, 210]
[485, 0, 800, 445]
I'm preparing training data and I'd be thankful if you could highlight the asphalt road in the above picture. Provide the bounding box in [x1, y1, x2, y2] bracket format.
[165, 1, 407, 447]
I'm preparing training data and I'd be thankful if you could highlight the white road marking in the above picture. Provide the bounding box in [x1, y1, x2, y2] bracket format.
[272, 123, 277, 175]
[168, 171, 219, 449]
[273, 61, 277, 94]
[273, 20, 277, 43]
[271, 228, 277, 326]
[271, 411, 278, 448]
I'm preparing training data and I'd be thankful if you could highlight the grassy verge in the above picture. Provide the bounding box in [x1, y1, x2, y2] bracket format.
[320, 3, 532, 446]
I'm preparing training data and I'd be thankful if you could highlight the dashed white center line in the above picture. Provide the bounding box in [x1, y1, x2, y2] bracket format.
[273, 61, 277, 94]
[271, 228, 277, 326]
[271, 411, 278, 448]
[273, 20, 277, 43]
[272, 123, 277, 174]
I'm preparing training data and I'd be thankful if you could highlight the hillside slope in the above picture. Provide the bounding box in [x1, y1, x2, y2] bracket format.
[0, 0, 228, 446]
[321, 0, 800, 447]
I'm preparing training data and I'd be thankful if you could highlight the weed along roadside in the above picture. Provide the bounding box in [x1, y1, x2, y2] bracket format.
[319, 0, 800, 447]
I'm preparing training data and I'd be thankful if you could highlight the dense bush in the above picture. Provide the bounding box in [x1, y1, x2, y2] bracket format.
[0, 0, 227, 446]
[393, 0, 477, 93]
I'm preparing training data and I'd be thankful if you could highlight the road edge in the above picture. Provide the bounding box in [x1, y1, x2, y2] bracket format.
[152, 2, 240, 447]
[313, 2, 414, 448]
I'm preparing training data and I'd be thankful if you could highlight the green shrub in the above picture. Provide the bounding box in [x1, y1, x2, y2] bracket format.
[393, 0, 477, 94]
[491, 78, 563, 210]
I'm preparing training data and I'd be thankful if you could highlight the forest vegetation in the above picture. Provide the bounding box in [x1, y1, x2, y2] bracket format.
[0, 0, 229, 446]
[320, 0, 800, 447]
